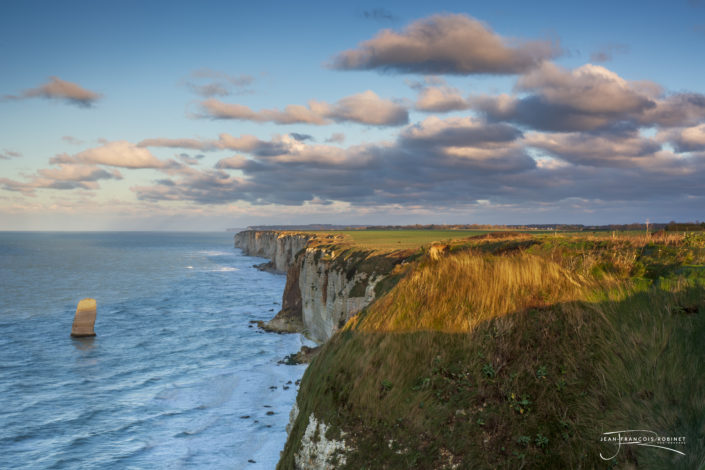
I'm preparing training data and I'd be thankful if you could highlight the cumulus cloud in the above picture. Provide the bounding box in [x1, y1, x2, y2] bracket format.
[0, 149, 22, 160]
[189, 83, 230, 97]
[325, 133, 346, 144]
[328, 91, 408, 125]
[185, 69, 254, 97]
[5, 76, 101, 107]
[516, 63, 658, 114]
[471, 63, 705, 131]
[361, 8, 397, 22]
[638, 93, 705, 128]
[410, 77, 470, 112]
[62, 136, 84, 145]
[659, 124, 705, 152]
[401, 116, 523, 148]
[50, 141, 172, 169]
[177, 153, 205, 165]
[525, 130, 665, 168]
[589, 43, 629, 63]
[137, 137, 220, 151]
[330, 14, 559, 75]
[37, 164, 122, 183]
[290, 133, 314, 141]
[138, 133, 292, 156]
[200, 99, 327, 124]
[198, 90, 408, 126]
[0, 164, 121, 195]
[214, 155, 249, 169]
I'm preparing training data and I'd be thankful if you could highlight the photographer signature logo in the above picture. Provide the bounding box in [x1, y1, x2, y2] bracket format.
[599, 429, 686, 460]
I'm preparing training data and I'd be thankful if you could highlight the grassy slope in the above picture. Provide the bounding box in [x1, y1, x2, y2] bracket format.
[279, 232, 705, 469]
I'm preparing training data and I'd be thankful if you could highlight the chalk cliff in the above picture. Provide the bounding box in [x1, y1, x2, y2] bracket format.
[234, 230, 311, 273]
[234, 230, 402, 343]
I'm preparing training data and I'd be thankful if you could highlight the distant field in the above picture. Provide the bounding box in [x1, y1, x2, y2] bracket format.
[299, 228, 667, 253]
[329, 230, 489, 251]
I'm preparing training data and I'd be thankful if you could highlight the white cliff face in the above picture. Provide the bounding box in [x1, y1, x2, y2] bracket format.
[298, 248, 382, 344]
[235, 231, 388, 344]
[294, 414, 348, 470]
[234, 231, 310, 272]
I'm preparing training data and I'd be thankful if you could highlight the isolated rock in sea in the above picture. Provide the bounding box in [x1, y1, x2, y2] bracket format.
[71, 298, 97, 337]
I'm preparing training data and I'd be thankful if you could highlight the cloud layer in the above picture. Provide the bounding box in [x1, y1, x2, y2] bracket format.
[185, 69, 254, 97]
[5, 77, 101, 107]
[3, 13, 704, 225]
[51, 141, 170, 169]
[131, 108, 705, 209]
[198, 90, 408, 126]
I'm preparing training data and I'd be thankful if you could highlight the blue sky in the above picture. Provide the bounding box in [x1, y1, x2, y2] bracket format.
[1, 0, 704, 230]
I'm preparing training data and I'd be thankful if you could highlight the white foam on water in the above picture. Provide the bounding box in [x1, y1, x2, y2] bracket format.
[206, 267, 239, 272]
[197, 250, 234, 257]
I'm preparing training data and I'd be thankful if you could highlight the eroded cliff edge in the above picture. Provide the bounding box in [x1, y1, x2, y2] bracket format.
[234, 229, 407, 344]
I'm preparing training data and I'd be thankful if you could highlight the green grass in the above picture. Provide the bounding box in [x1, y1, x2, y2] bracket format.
[278, 232, 705, 469]
[329, 230, 491, 251]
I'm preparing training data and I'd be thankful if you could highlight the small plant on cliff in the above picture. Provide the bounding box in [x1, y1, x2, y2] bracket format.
[534, 433, 549, 449]
[536, 365, 548, 380]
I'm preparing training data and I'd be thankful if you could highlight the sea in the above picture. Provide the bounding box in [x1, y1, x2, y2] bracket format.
[0, 232, 309, 469]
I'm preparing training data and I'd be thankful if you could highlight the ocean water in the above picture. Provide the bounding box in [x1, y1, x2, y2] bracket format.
[0, 232, 308, 469]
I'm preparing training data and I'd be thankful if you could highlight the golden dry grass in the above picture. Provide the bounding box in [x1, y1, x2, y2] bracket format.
[352, 252, 591, 333]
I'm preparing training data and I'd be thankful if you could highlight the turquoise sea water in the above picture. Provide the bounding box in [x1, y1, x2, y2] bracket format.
[0, 232, 306, 469]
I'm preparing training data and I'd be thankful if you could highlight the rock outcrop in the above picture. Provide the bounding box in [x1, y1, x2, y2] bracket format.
[294, 414, 348, 469]
[71, 298, 97, 337]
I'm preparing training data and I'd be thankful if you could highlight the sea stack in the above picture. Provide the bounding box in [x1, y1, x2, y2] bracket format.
[71, 298, 97, 337]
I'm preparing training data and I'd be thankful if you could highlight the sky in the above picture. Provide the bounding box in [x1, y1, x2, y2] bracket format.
[1, 0, 705, 230]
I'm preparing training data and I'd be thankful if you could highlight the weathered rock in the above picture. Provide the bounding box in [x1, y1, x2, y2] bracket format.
[71, 298, 97, 337]
[256, 258, 306, 334]
[295, 414, 348, 469]
[298, 248, 384, 343]
[279, 345, 321, 365]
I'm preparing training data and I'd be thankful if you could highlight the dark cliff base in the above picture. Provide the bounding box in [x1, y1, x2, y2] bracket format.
[279, 345, 321, 365]
[257, 260, 304, 334]
[253, 261, 279, 273]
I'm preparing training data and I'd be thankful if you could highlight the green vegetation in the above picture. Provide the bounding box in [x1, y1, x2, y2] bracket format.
[279, 231, 705, 469]
[329, 229, 492, 252]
